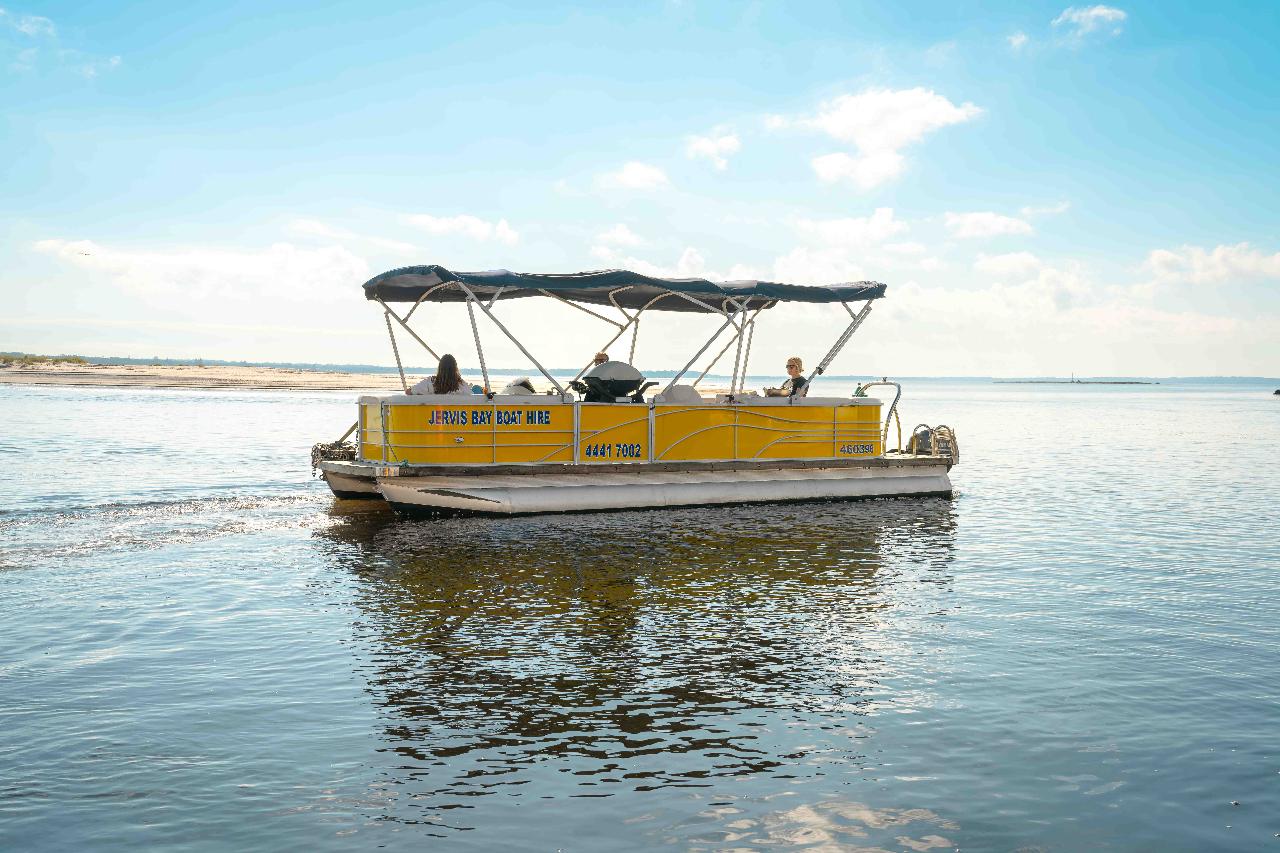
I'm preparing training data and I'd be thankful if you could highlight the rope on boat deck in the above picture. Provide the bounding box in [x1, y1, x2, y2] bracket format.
[311, 421, 359, 476]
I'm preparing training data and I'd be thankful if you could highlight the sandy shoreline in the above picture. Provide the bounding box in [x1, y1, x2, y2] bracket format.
[0, 361, 413, 391]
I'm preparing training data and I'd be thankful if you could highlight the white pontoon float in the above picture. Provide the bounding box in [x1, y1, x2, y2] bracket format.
[314, 265, 958, 516]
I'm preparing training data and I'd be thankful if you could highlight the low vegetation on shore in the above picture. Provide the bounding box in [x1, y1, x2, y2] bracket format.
[1, 353, 89, 366]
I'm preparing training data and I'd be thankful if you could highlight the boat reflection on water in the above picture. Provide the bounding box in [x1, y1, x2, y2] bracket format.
[314, 498, 957, 841]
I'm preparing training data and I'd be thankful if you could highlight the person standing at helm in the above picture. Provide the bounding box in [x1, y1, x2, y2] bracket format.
[767, 356, 808, 397]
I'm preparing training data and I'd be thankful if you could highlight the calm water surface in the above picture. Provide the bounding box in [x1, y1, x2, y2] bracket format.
[1, 380, 1278, 851]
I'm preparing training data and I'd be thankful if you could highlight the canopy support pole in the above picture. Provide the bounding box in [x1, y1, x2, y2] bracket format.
[569, 293, 676, 383]
[728, 303, 750, 397]
[693, 303, 768, 387]
[539, 289, 625, 329]
[458, 283, 565, 395]
[629, 317, 640, 363]
[739, 314, 757, 395]
[663, 313, 740, 394]
[811, 301, 874, 381]
[465, 298, 491, 394]
[403, 283, 451, 323]
[383, 311, 409, 393]
[376, 298, 441, 363]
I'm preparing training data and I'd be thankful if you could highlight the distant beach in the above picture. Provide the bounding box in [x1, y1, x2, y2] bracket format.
[0, 360, 406, 392]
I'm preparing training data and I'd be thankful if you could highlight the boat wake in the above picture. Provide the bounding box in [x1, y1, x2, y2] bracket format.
[0, 492, 330, 568]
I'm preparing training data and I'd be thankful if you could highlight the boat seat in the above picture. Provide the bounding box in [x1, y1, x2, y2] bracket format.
[654, 384, 707, 404]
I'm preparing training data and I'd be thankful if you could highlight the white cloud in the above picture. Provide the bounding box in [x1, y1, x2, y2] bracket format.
[78, 54, 121, 78]
[595, 224, 644, 247]
[596, 161, 670, 190]
[1052, 5, 1127, 39]
[588, 245, 714, 279]
[1146, 242, 1280, 285]
[685, 131, 741, 170]
[884, 241, 927, 256]
[796, 208, 909, 247]
[288, 219, 418, 255]
[945, 211, 1034, 239]
[10, 46, 36, 72]
[771, 247, 868, 285]
[1008, 31, 1029, 50]
[772, 87, 982, 190]
[33, 238, 368, 302]
[405, 214, 519, 245]
[2, 11, 120, 76]
[811, 150, 907, 191]
[8, 12, 55, 37]
[974, 251, 1043, 278]
[1020, 200, 1071, 217]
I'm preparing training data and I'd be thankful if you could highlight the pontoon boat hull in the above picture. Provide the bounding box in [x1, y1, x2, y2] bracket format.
[321, 470, 383, 500]
[340, 458, 952, 516]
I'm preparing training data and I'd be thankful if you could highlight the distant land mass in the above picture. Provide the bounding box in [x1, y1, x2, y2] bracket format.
[993, 378, 1159, 385]
[1, 353, 1276, 385]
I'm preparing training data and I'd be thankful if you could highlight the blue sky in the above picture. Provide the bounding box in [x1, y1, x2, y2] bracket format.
[3, 1, 1278, 376]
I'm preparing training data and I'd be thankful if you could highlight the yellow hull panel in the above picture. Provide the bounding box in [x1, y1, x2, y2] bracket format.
[360, 398, 883, 466]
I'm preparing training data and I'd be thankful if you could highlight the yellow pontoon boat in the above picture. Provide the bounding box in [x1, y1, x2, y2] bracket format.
[314, 265, 958, 516]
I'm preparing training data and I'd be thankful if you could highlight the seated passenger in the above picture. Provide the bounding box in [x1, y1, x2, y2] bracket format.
[764, 356, 808, 398]
[409, 353, 475, 395]
[592, 351, 609, 367]
[500, 377, 537, 395]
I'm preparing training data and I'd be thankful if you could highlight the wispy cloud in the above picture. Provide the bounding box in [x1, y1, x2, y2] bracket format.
[974, 251, 1043, 278]
[1, 8, 55, 37]
[1052, 5, 1127, 40]
[3, 9, 121, 77]
[685, 131, 741, 171]
[33, 238, 368, 302]
[1020, 201, 1071, 218]
[945, 211, 1034, 239]
[795, 208, 909, 247]
[288, 219, 418, 255]
[1008, 31, 1029, 51]
[1146, 242, 1280, 285]
[769, 87, 982, 191]
[595, 224, 644, 247]
[405, 214, 519, 245]
[596, 161, 670, 190]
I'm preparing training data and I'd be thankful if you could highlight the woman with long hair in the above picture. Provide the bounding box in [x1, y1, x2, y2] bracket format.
[410, 354, 473, 395]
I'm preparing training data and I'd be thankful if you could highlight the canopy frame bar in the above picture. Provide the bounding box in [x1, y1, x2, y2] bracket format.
[383, 310, 410, 393]
[373, 278, 881, 400]
[376, 298, 441, 363]
[537, 288, 625, 329]
[456, 282, 566, 395]
[403, 283, 452, 323]
[811, 301, 874, 381]
[465, 297, 490, 394]
[662, 314, 740, 394]
[570, 292, 679, 384]
[691, 302, 769, 388]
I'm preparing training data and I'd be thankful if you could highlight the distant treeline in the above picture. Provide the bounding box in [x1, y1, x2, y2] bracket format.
[2, 353, 1274, 384]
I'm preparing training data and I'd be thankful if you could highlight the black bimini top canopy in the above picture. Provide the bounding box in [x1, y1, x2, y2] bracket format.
[362, 264, 886, 313]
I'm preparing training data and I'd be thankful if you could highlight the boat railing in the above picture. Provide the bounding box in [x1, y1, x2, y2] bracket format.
[855, 381, 903, 451]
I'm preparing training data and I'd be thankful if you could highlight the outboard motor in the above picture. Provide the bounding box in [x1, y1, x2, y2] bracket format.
[570, 360, 655, 402]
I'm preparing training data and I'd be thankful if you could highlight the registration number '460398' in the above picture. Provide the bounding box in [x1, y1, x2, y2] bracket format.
[839, 443, 875, 455]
